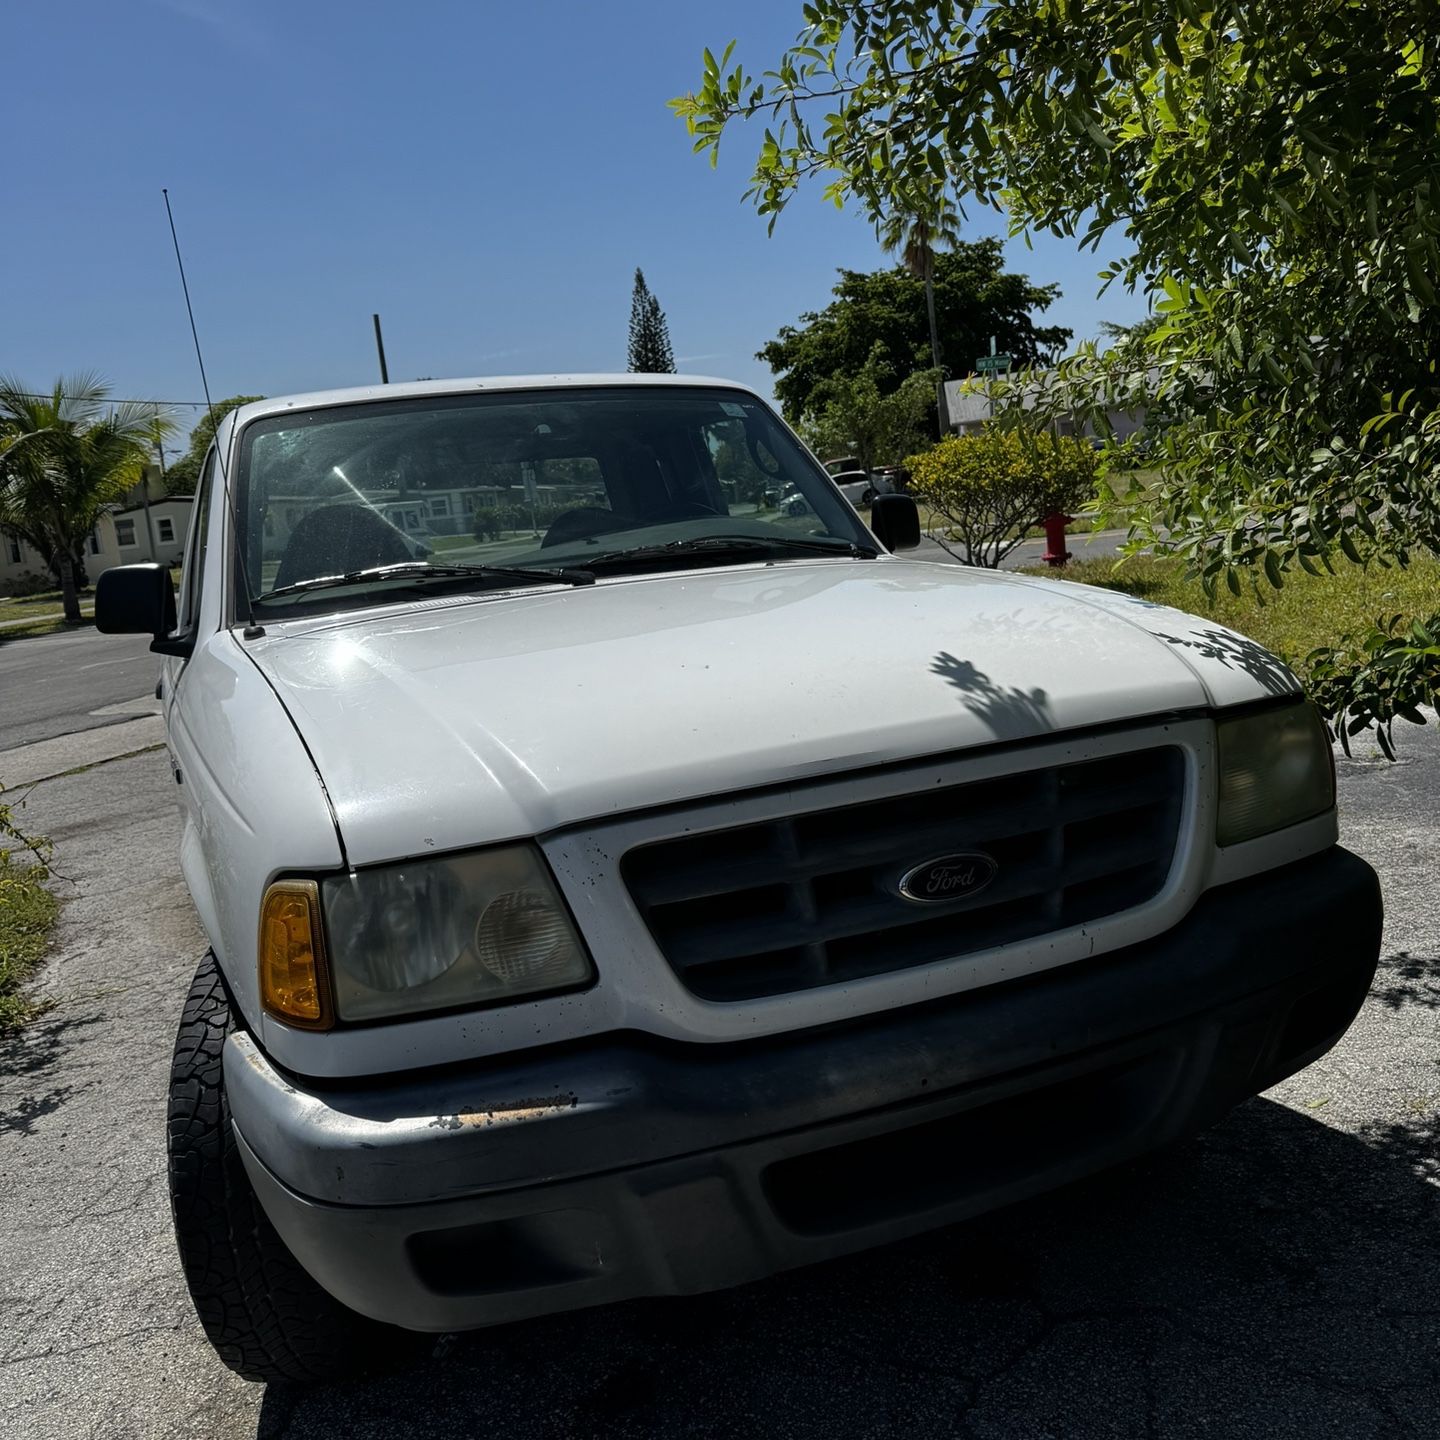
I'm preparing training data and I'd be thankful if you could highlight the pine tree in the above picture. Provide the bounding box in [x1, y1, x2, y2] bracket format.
[627, 268, 676, 373]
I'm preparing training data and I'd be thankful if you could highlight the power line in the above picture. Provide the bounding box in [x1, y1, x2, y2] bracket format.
[3, 391, 209, 408]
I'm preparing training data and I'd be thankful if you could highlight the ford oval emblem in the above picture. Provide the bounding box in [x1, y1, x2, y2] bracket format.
[897, 853, 998, 904]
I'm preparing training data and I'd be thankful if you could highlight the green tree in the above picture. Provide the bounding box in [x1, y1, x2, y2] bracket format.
[0, 375, 173, 622]
[801, 345, 939, 474]
[674, 3, 1440, 747]
[162, 395, 265, 495]
[759, 243, 1068, 424]
[627, 269, 676, 374]
[878, 189, 961, 378]
[907, 430, 1099, 569]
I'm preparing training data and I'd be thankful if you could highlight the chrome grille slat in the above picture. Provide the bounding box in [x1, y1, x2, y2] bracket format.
[623, 746, 1186, 1002]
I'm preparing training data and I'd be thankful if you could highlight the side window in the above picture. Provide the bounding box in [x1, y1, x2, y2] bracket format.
[177, 450, 215, 633]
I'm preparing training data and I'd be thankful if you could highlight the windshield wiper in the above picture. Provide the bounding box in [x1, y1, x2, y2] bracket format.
[581, 534, 879, 571]
[254, 561, 595, 604]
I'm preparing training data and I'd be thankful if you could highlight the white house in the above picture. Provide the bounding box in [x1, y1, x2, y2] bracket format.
[1, 463, 193, 595]
[943, 374, 1150, 442]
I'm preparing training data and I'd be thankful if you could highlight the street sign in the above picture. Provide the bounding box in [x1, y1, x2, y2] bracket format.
[975, 353, 1012, 374]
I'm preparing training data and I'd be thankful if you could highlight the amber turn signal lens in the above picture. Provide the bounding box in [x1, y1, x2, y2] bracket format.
[258, 880, 333, 1030]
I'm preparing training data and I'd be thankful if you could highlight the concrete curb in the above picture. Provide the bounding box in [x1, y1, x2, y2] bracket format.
[0, 714, 166, 788]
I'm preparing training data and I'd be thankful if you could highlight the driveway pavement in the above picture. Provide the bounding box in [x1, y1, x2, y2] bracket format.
[0, 651, 1436, 1438]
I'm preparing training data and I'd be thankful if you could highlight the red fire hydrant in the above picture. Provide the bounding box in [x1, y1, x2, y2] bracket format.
[1041, 511, 1072, 568]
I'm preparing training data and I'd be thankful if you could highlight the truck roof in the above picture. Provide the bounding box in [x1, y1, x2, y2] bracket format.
[226, 373, 753, 429]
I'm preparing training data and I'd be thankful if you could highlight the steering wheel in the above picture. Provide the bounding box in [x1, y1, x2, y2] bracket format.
[540, 507, 629, 548]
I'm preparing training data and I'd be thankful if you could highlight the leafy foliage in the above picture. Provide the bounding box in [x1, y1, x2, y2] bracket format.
[1308, 616, 1440, 760]
[627, 269, 676, 374]
[674, 1, 1440, 745]
[0, 781, 56, 1031]
[907, 429, 1098, 568]
[760, 243, 1068, 423]
[0, 374, 172, 622]
[0, 785, 51, 877]
[163, 395, 265, 496]
[800, 345, 939, 473]
[0, 847, 58, 1033]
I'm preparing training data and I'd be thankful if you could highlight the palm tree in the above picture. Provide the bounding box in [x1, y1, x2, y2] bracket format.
[0, 374, 173, 623]
[877, 194, 962, 435]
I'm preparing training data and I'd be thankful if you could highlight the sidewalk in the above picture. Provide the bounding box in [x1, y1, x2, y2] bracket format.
[0, 608, 92, 632]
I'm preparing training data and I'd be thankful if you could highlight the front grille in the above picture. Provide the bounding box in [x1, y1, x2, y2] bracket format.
[622, 746, 1185, 1002]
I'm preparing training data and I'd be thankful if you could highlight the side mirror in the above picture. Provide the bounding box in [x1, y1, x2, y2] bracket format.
[95, 563, 187, 656]
[869, 493, 921, 552]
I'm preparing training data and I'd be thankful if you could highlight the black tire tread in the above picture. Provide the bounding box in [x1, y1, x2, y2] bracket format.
[167, 953, 412, 1384]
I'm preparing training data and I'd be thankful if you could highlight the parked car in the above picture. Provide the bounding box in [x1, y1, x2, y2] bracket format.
[829, 468, 894, 507]
[97, 374, 1381, 1384]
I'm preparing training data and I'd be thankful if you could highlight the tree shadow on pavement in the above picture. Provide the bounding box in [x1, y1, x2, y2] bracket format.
[1370, 951, 1440, 1012]
[255, 1095, 1440, 1440]
[0, 1009, 103, 1136]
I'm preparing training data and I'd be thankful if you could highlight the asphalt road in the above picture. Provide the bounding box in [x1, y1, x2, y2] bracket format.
[916, 527, 1129, 571]
[0, 628, 159, 749]
[1, 620, 1436, 1438]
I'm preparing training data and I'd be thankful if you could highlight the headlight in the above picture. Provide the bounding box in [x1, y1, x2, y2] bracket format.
[321, 845, 593, 1021]
[1215, 702, 1334, 846]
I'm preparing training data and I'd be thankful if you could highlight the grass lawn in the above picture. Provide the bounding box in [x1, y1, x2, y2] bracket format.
[1026, 552, 1440, 672]
[0, 854, 59, 1033]
[0, 587, 93, 625]
[0, 569, 180, 636]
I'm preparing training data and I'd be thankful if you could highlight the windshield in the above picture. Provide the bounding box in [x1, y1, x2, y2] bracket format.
[234, 386, 874, 614]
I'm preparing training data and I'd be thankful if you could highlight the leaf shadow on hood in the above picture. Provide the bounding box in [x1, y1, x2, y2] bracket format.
[930, 650, 1054, 743]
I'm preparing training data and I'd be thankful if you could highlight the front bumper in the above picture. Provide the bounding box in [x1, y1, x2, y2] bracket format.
[228, 847, 1382, 1332]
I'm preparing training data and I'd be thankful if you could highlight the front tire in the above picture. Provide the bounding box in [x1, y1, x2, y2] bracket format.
[167, 953, 420, 1384]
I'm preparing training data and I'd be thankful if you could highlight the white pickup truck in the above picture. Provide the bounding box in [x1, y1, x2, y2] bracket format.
[97, 375, 1381, 1384]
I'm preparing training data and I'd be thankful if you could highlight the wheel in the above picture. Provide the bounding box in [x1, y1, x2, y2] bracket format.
[167, 953, 422, 1384]
[860, 487, 876, 506]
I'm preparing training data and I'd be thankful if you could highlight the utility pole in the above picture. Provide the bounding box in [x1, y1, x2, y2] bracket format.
[372, 313, 390, 384]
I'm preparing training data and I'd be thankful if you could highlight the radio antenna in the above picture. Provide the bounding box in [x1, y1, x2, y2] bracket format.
[162, 188, 256, 623]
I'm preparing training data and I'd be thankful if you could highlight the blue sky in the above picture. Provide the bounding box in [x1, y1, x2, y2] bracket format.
[6, 1, 1148, 434]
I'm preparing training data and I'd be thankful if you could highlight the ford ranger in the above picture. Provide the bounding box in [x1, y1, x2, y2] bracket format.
[95, 375, 1382, 1383]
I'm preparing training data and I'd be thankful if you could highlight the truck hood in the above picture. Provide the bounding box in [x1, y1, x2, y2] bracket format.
[248, 558, 1298, 865]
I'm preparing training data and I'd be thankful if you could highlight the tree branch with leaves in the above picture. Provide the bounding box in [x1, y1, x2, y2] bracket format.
[674, 0, 1440, 747]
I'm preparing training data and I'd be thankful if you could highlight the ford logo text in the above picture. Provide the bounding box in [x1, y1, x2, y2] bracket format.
[897, 853, 999, 904]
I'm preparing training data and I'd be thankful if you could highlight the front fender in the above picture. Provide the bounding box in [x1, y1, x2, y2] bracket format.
[167, 629, 344, 1033]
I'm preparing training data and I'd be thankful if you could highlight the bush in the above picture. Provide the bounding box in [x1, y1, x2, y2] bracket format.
[1, 787, 56, 1032]
[471, 508, 503, 542]
[906, 430, 1098, 568]
[2, 569, 58, 599]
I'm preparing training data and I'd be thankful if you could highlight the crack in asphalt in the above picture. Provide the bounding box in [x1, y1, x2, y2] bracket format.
[2, 1322, 185, 1368]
